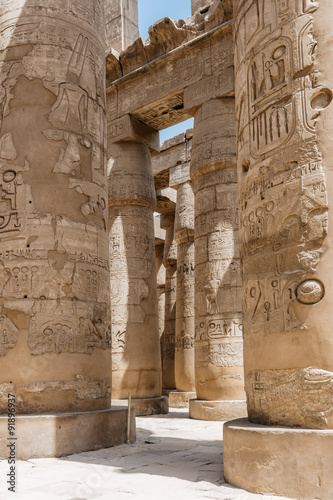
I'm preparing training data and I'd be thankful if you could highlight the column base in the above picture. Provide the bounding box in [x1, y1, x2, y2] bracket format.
[162, 389, 175, 397]
[223, 418, 333, 500]
[189, 399, 247, 421]
[168, 391, 196, 408]
[112, 396, 169, 416]
[0, 407, 135, 459]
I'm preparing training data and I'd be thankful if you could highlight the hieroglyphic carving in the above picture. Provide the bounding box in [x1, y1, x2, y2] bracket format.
[0, 312, 18, 356]
[29, 298, 110, 355]
[248, 37, 295, 158]
[246, 368, 333, 429]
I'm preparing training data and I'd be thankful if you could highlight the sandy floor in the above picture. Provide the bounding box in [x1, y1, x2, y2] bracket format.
[0, 408, 292, 500]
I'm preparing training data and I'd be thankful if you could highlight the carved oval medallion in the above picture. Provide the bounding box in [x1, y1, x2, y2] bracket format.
[296, 279, 325, 305]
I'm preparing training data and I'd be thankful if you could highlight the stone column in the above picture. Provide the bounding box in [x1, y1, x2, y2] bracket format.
[160, 213, 177, 392]
[224, 2, 333, 499]
[168, 165, 196, 408]
[155, 242, 166, 363]
[104, 0, 139, 53]
[0, 0, 134, 459]
[189, 98, 247, 421]
[107, 115, 168, 416]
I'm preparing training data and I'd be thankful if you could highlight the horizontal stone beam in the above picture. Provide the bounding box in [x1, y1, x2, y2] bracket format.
[106, 22, 234, 130]
[107, 114, 160, 152]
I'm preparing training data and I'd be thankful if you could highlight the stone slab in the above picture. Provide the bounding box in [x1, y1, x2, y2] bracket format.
[168, 391, 196, 409]
[112, 396, 169, 416]
[108, 114, 160, 152]
[223, 418, 333, 500]
[0, 407, 135, 459]
[189, 399, 247, 421]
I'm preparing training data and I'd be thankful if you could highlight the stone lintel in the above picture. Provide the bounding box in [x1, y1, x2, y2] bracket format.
[184, 67, 234, 111]
[0, 408, 135, 459]
[169, 162, 191, 187]
[157, 190, 177, 216]
[223, 418, 333, 500]
[106, 23, 234, 130]
[108, 114, 160, 152]
[154, 215, 166, 242]
[189, 399, 247, 421]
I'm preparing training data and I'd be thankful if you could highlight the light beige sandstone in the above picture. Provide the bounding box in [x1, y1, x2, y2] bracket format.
[174, 178, 196, 394]
[107, 125, 164, 409]
[224, 1, 333, 498]
[160, 213, 177, 390]
[224, 418, 333, 500]
[104, 0, 139, 54]
[155, 242, 166, 364]
[190, 98, 246, 421]
[233, 0, 333, 431]
[0, 0, 133, 457]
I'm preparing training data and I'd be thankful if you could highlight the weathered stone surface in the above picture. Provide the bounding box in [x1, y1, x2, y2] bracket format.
[191, 98, 245, 411]
[189, 399, 247, 421]
[234, 0, 333, 429]
[0, 0, 111, 415]
[112, 396, 169, 416]
[104, 0, 139, 54]
[106, 22, 234, 131]
[169, 391, 196, 408]
[161, 213, 177, 390]
[174, 180, 196, 393]
[108, 141, 162, 400]
[0, 407, 135, 459]
[224, 418, 333, 500]
[108, 114, 159, 152]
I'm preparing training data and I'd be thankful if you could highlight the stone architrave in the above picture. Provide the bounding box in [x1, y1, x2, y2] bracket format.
[108, 117, 168, 416]
[0, 0, 133, 458]
[169, 171, 196, 408]
[224, 2, 333, 498]
[189, 98, 247, 421]
[160, 213, 177, 391]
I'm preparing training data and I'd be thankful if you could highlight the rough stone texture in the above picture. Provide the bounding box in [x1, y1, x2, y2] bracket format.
[112, 396, 168, 416]
[234, 0, 333, 429]
[0, 407, 135, 459]
[106, 21, 234, 132]
[224, 418, 333, 500]
[174, 180, 196, 393]
[190, 98, 245, 414]
[104, 0, 139, 54]
[161, 213, 177, 390]
[156, 242, 166, 361]
[168, 391, 196, 408]
[189, 399, 247, 421]
[0, 0, 112, 415]
[108, 140, 162, 400]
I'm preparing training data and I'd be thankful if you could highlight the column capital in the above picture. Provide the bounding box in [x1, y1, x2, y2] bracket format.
[107, 114, 160, 153]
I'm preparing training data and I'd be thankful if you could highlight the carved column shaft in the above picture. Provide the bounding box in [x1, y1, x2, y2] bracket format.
[174, 181, 196, 393]
[161, 213, 177, 390]
[191, 98, 245, 407]
[108, 139, 161, 399]
[156, 242, 166, 363]
[234, 0, 333, 430]
[0, 0, 111, 414]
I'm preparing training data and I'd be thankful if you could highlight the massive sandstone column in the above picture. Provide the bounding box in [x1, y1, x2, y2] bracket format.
[160, 213, 177, 391]
[224, 2, 333, 499]
[107, 115, 168, 415]
[0, 0, 133, 459]
[155, 241, 166, 364]
[189, 98, 246, 421]
[168, 167, 196, 407]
